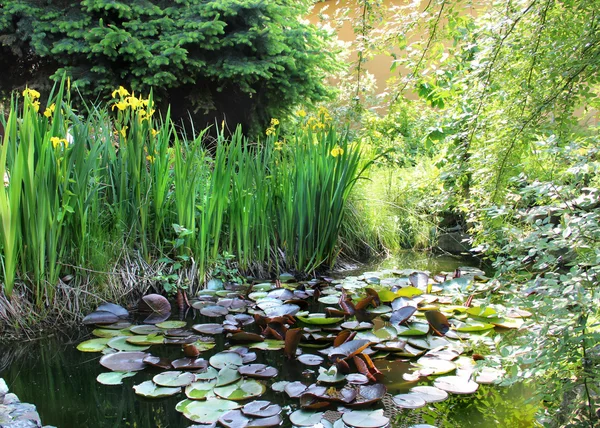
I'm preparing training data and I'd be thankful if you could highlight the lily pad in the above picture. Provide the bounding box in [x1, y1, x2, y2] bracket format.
[156, 320, 187, 329]
[193, 323, 224, 335]
[238, 364, 278, 379]
[77, 338, 110, 352]
[297, 315, 343, 325]
[82, 311, 119, 325]
[317, 366, 345, 384]
[342, 409, 390, 428]
[289, 410, 324, 427]
[216, 366, 242, 387]
[96, 371, 136, 385]
[185, 380, 217, 400]
[92, 328, 133, 338]
[141, 294, 171, 314]
[248, 340, 285, 351]
[201, 305, 229, 317]
[172, 357, 208, 371]
[133, 380, 181, 398]
[153, 371, 196, 387]
[129, 325, 162, 335]
[126, 334, 164, 346]
[298, 354, 324, 366]
[183, 398, 240, 424]
[433, 375, 479, 394]
[210, 352, 243, 369]
[214, 379, 266, 401]
[99, 351, 149, 372]
[409, 385, 449, 403]
[107, 337, 150, 352]
[395, 322, 429, 336]
[392, 393, 427, 409]
[195, 367, 219, 381]
[242, 400, 281, 418]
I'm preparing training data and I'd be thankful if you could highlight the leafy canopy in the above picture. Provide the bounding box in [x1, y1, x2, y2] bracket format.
[0, 0, 339, 133]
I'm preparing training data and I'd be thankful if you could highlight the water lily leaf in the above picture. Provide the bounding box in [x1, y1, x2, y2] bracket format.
[433, 375, 479, 394]
[216, 367, 242, 387]
[328, 340, 370, 361]
[230, 332, 264, 343]
[342, 409, 389, 428]
[242, 400, 281, 418]
[466, 306, 498, 318]
[143, 355, 173, 370]
[394, 322, 429, 336]
[490, 317, 524, 329]
[340, 321, 373, 331]
[156, 320, 187, 329]
[193, 323, 224, 335]
[415, 357, 456, 375]
[347, 383, 387, 407]
[238, 364, 278, 379]
[210, 352, 243, 369]
[172, 357, 208, 371]
[409, 272, 429, 289]
[183, 398, 240, 424]
[96, 371, 136, 385]
[297, 315, 343, 325]
[373, 326, 397, 340]
[368, 305, 392, 315]
[175, 398, 194, 413]
[96, 302, 129, 318]
[285, 381, 308, 398]
[82, 311, 119, 325]
[475, 367, 505, 384]
[392, 393, 427, 409]
[317, 366, 345, 383]
[248, 340, 285, 351]
[396, 286, 423, 298]
[407, 335, 451, 350]
[284, 328, 302, 359]
[264, 303, 300, 317]
[214, 379, 266, 401]
[192, 340, 217, 352]
[201, 305, 229, 317]
[141, 294, 171, 314]
[425, 310, 450, 336]
[129, 325, 162, 335]
[289, 410, 324, 427]
[126, 334, 164, 346]
[77, 338, 110, 352]
[318, 295, 340, 305]
[100, 351, 149, 372]
[153, 371, 196, 387]
[218, 409, 250, 427]
[133, 380, 181, 398]
[195, 366, 219, 381]
[107, 337, 150, 352]
[143, 312, 171, 325]
[271, 381, 289, 393]
[346, 373, 369, 384]
[92, 328, 133, 338]
[185, 380, 217, 400]
[390, 306, 417, 325]
[454, 321, 495, 332]
[298, 354, 324, 366]
[409, 385, 448, 403]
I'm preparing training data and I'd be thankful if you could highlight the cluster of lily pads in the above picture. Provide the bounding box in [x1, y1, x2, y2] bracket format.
[78, 267, 530, 427]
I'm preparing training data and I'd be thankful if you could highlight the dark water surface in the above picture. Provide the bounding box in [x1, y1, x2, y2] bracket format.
[0, 252, 538, 427]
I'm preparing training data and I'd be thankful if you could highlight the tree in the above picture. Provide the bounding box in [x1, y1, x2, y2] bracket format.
[0, 0, 339, 133]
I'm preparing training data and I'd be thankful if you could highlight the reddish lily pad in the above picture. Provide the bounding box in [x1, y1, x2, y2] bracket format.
[238, 364, 278, 379]
[100, 351, 149, 372]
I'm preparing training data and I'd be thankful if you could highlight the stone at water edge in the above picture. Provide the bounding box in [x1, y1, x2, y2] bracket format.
[0, 378, 8, 397]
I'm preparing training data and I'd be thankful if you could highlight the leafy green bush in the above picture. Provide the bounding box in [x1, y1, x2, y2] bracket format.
[0, 0, 338, 133]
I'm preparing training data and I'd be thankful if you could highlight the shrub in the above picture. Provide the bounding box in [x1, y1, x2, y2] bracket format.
[0, 0, 339, 134]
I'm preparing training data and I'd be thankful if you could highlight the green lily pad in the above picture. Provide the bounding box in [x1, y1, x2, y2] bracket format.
[216, 366, 242, 387]
[175, 399, 194, 412]
[214, 379, 266, 401]
[92, 328, 133, 338]
[395, 322, 429, 336]
[248, 340, 285, 350]
[156, 320, 187, 329]
[153, 371, 196, 387]
[318, 295, 340, 305]
[185, 380, 217, 400]
[454, 321, 495, 332]
[96, 371, 136, 385]
[77, 338, 110, 352]
[107, 337, 150, 352]
[182, 398, 240, 424]
[392, 393, 427, 409]
[466, 306, 498, 318]
[410, 385, 449, 403]
[297, 315, 343, 325]
[126, 334, 164, 346]
[289, 410, 324, 427]
[195, 367, 219, 381]
[210, 352, 243, 369]
[396, 286, 423, 298]
[133, 380, 181, 398]
[129, 325, 162, 335]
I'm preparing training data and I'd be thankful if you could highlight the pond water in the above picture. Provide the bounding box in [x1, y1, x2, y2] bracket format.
[0, 252, 539, 427]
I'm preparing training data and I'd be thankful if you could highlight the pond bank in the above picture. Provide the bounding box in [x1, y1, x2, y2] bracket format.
[0, 378, 54, 428]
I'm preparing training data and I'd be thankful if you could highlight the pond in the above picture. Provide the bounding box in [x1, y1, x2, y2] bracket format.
[0, 252, 539, 427]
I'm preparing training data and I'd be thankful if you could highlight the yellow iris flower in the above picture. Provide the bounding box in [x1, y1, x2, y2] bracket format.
[330, 146, 344, 157]
[112, 86, 130, 98]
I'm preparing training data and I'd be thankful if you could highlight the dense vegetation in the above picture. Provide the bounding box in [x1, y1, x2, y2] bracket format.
[0, 0, 338, 133]
[1, 0, 599, 426]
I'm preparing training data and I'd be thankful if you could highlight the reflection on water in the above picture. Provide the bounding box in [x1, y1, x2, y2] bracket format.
[0, 253, 536, 428]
